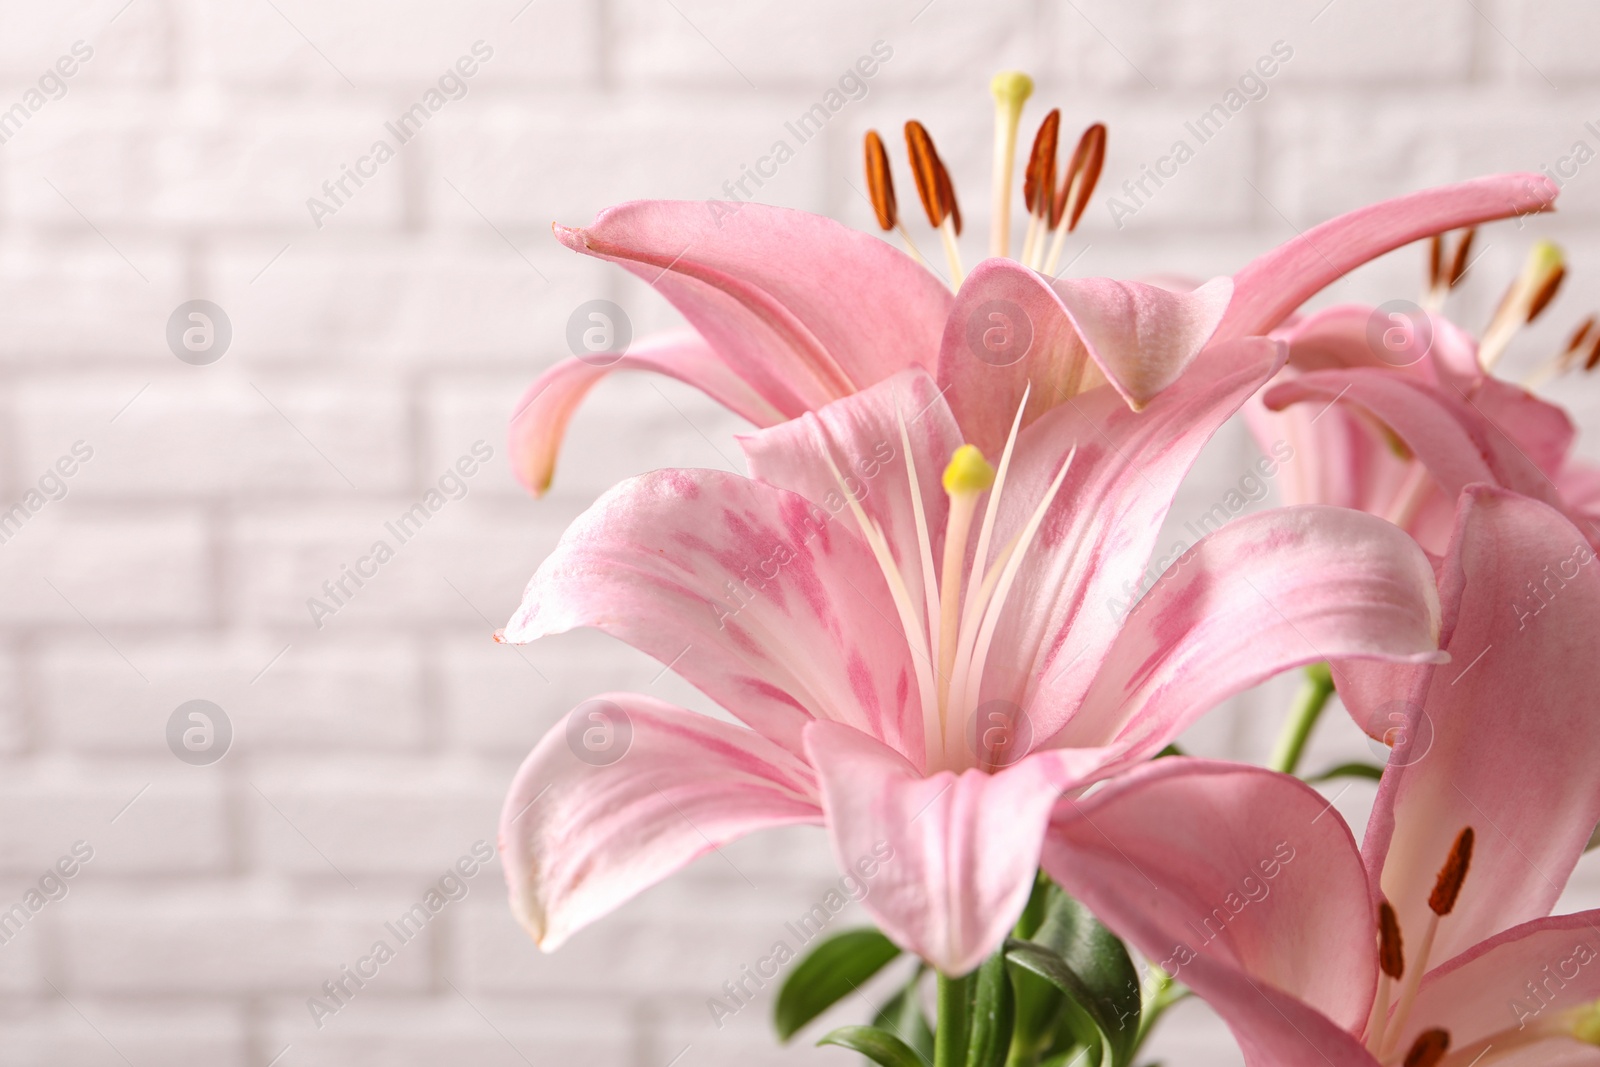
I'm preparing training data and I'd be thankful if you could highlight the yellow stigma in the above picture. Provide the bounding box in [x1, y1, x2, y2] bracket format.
[1527, 239, 1564, 276]
[989, 70, 1035, 260]
[1569, 999, 1600, 1045]
[990, 70, 1034, 107]
[943, 445, 996, 495]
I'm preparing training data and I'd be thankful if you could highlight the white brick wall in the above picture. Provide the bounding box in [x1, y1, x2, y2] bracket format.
[3, 2, 1600, 1064]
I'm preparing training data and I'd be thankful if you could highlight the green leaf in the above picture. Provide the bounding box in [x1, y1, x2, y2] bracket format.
[1041, 1044, 1101, 1067]
[1005, 894, 1141, 1067]
[1305, 761, 1384, 783]
[1008, 882, 1081, 1064]
[964, 951, 1014, 1067]
[817, 1025, 926, 1067]
[872, 968, 934, 1062]
[1013, 870, 1054, 941]
[1008, 963, 1068, 1064]
[1154, 743, 1185, 759]
[774, 928, 901, 1042]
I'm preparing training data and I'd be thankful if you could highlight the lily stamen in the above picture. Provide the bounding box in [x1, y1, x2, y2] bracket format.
[1480, 240, 1566, 370]
[1366, 900, 1405, 1053]
[821, 445, 943, 768]
[938, 446, 997, 723]
[1430, 997, 1600, 1066]
[1402, 1028, 1450, 1067]
[1043, 123, 1107, 276]
[1020, 109, 1060, 270]
[831, 382, 1077, 773]
[952, 445, 1075, 765]
[1422, 227, 1475, 312]
[989, 71, 1033, 259]
[863, 130, 926, 266]
[906, 120, 966, 288]
[1523, 313, 1597, 388]
[1383, 827, 1475, 1058]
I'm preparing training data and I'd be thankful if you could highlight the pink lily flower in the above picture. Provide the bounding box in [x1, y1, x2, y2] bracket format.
[1245, 240, 1600, 555]
[496, 342, 1447, 976]
[1041, 485, 1600, 1065]
[512, 173, 1556, 496]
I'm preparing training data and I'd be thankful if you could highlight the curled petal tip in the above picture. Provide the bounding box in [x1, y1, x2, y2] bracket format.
[552, 222, 587, 251]
[512, 886, 552, 948]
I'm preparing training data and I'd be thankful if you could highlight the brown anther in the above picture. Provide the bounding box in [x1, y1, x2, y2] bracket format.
[1586, 331, 1600, 373]
[1566, 315, 1595, 354]
[864, 130, 897, 231]
[1378, 900, 1405, 980]
[1528, 264, 1567, 323]
[905, 120, 957, 232]
[1402, 1028, 1450, 1067]
[1428, 827, 1474, 916]
[1562, 315, 1596, 373]
[1428, 234, 1443, 289]
[1447, 228, 1476, 287]
[1023, 109, 1061, 218]
[1055, 123, 1107, 232]
[935, 153, 962, 236]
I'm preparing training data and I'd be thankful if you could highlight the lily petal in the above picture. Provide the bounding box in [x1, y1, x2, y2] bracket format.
[1398, 910, 1600, 1060]
[1042, 759, 1378, 1067]
[740, 368, 964, 631]
[1276, 303, 1482, 387]
[1243, 387, 1414, 515]
[499, 694, 820, 950]
[1559, 459, 1600, 529]
[509, 330, 786, 496]
[1363, 487, 1600, 965]
[502, 468, 920, 759]
[1468, 374, 1577, 479]
[1051, 505, 1444, 760]
[1217, 173, 1558, 342]
[936, 259, 1232, 455]
[556, 200, 953, 415]
[967, 337, 1287, 742]
[1265, 370, 1565, 511]
[805, 720, 1112, 977]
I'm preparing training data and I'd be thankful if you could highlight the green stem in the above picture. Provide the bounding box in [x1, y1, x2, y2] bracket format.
[1130, 970, 1188, 1058]
[934, 971, 974, 1067]
[1269, 662, 1335, 775]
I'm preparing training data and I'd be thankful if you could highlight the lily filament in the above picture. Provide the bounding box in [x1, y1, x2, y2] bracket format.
[863, 70, 1107, 290]
[827, 386, 1074, 774]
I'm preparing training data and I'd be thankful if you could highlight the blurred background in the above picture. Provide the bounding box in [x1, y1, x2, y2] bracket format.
[4, 0, 1600, 1063]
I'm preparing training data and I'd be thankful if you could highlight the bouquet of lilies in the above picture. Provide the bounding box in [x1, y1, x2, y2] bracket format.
[491, 71, 1600, 1067]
